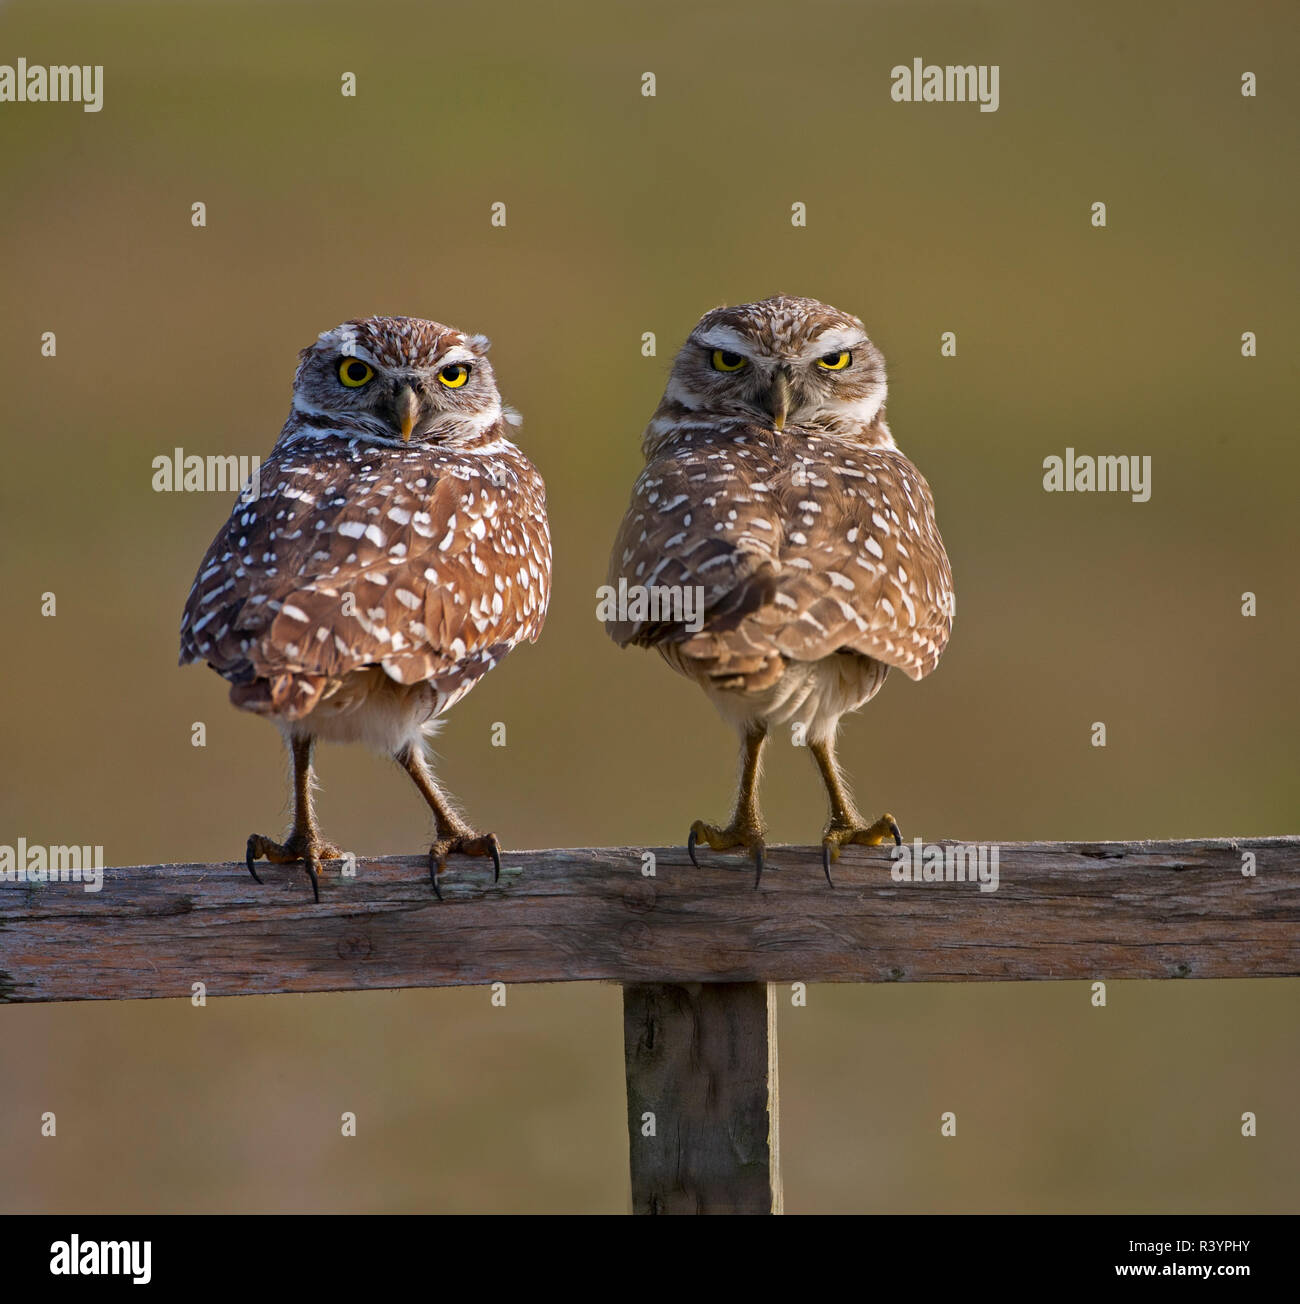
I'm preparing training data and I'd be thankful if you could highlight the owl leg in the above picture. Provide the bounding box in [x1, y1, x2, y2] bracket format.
[397, 744, 501, 899]
[811, 736, 901, 885]
[245, 734, 342, 903]
[688, 723, 768, 887]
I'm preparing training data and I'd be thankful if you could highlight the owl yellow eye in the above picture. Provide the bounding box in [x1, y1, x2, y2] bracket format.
[338, 358, 374, 388]
[710, 349, 748, 372]
[438, 364, 470, 388]
[816, 350, 852, 371]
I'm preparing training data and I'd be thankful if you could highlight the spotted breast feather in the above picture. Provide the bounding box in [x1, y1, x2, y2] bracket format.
[181, 430, 550, 721]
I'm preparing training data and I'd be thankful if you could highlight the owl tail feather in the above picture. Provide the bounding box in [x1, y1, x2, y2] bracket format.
[230, 672, 328, 721]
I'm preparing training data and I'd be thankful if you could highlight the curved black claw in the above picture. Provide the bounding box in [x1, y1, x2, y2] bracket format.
[753, 842, 765, 889]
[303, 859, 321, 904]
[687, 828, 701, 869]
[890, 819, 903, 846]
[822, 842, 835, 888]
[245, 837, 264, 886]
[427, 834, 498, 900]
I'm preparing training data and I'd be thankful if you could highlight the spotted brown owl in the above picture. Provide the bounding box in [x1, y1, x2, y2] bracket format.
[180, 316, 551, 898]
[605, 295, 953, 884]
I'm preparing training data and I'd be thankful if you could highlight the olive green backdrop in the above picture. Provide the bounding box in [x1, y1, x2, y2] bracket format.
[1, 0, 1296, 1212]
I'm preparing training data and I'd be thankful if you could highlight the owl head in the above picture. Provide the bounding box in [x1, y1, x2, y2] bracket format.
[653, 295, 889, 445]
[290, 315, 506, 445]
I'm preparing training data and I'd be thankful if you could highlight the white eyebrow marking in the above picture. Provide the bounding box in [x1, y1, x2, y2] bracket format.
[430, 345, 478, 369]
[313, 328, 381, 365]
[693, 325, 755, 356]
[798, 326, 868, 360]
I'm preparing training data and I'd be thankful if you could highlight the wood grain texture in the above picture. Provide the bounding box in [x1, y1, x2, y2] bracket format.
[0, 837, 1295, 1003]
[623, 982, 780, 1214]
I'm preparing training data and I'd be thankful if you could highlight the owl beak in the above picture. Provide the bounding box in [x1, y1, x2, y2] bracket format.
[767, 367, 793, 432]
[394, 385, 420, 442]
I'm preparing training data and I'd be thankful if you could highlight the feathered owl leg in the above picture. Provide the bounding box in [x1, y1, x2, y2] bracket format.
[811, 735, 901, 885]
[397, 744, 501, 899]
[688, 722, 768, 887]
[246, 734, 342, 903]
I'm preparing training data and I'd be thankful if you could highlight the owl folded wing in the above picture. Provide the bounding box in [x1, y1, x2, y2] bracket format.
[606, 440, 952, 683]
[181, 456, 550, 718]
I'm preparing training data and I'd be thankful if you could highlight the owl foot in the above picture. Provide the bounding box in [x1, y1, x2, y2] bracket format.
[687, 820, 767, 888]
[246, 832, 343, 904]
[428, 833, 502, 900]
[821, 814, 902, 885]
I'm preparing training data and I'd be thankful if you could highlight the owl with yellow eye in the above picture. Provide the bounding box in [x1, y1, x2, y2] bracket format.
[606, 295, 953, 885]
[180, 315, 552, 900]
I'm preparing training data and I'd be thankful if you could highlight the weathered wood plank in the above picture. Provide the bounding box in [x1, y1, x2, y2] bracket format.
[0, 838, 1296, 1003]
[623, 982, 780, 1214]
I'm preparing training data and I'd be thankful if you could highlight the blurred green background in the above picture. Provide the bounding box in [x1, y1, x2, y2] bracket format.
[1, 0, 1296, 1213]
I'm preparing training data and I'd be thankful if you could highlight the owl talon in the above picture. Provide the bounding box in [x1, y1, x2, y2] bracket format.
[822, 812, 903, 872]
[245, 837, 264, 885]
[428, 832, 502, 897]
[245, 831, 340, 902]
[687, 819, 767, 886]
[303, 857, 321, 904]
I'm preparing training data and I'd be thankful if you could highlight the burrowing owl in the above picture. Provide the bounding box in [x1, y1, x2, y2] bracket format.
[605, 295, 953, 885]
[180, 316, 551, 899]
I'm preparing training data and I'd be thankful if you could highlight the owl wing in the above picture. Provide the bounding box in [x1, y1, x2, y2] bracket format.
[181, 438, 551, 718]
[605, 438, 782, 649]
[606, 430, 953, 683]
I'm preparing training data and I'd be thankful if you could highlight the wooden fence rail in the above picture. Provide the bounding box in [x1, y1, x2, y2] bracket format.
[3, 836, 1297, 1213]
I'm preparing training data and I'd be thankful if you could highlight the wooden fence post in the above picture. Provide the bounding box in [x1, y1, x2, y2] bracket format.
[623, 981, 782, 1214]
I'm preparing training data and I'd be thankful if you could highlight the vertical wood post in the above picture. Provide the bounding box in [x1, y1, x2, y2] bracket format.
[622, 981, 782, 1214]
